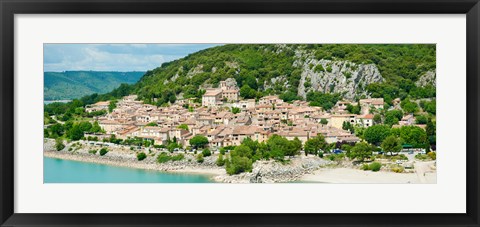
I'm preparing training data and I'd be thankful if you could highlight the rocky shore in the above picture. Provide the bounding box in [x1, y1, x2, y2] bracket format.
[45, 139, 435, 183]
[215, 156, 330, 183]
[44, 139, 331, 183]
[44, 139, 225, 177]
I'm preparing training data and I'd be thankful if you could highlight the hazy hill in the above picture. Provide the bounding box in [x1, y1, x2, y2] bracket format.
[44, 71, 144, 100]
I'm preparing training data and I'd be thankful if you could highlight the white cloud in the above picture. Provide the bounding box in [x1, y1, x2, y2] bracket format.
[44, 44, 220, 72]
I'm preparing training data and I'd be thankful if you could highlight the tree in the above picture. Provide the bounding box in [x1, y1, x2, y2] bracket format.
[292, 137, 303, 153]
[306, 92, 341, 111]
[108, 100, 117, 113]
[364, 125, 391, 145]
[231, 107, 241, 114]
[202, 148, 212, 157]
[90, 121, 102, 133]
[49, 123, 64, 137]
[346, 103, 360, 114]
[216, 153, 225, 166]
[146, 122, 158, 126]
[391, 126, 428, 149]
[426, 118, 436, 150]
[67, 124, 84, 141]
[196, 153, 204, 163]
[266, 135, 300, 159]
[349, 142, 373, 161]
[304, 134, 328, 155]
[226, 156, 253, 175]
[342, 121, 355, 133]
[78, 121, 92, 132]
[421, 100, 436, 115]
[384, 110, 403, 126]
[189, 135, 209, 149]
[415, 115, 428, 124]
[240, 84, 256, 99]
[137, 152, 147, 161]
[55, 138, 65, 151]
[177, 124, 189, 131]
[400, 99, 419, 113]
[99, 148, 108, 156]
[373, 114, 382, 124]
[225, 144, 255, 174]
[279, 91, 302, 102]
[320, 118, 328, 125]
[381, 135, 402, 156]
[167, 142, 180, 153]
[231, 144, 253, 159]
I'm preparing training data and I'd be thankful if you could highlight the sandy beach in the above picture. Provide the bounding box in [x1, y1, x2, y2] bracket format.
[301, 165, 436, 184]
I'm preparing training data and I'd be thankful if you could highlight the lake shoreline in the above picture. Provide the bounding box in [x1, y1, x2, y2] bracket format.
[44, 139, 436, 184]
[43, 151, 225, 181]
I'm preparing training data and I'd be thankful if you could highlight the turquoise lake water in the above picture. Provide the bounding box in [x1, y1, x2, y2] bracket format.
[44, 157, 214, 183]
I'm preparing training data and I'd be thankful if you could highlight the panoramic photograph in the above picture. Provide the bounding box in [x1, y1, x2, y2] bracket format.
[43, 44, 437, 183]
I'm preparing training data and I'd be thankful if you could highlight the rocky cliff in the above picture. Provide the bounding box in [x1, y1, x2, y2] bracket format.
[296, 58, 384, 100]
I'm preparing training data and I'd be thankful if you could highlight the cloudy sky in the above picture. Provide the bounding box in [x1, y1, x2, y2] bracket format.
[44, 44, 221, 72]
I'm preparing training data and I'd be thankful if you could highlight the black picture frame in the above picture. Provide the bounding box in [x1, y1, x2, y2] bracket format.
[1, 0, 479, 226]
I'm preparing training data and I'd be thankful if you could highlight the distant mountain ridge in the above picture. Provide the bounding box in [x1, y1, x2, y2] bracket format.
[44, 71, 145, 100]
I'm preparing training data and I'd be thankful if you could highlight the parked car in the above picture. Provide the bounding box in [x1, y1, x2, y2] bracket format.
[332, 149, 343, 154]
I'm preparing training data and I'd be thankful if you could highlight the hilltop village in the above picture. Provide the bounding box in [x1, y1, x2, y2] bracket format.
[85, 80, 423, 150]
[43, 44, 438, 183]
[44, 79, 436, 183]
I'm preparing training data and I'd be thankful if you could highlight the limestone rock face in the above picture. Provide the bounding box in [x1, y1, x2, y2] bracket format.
[224, 77, 239, 89]
[415, 70, 436, 87]
[297, 59, 384, 100]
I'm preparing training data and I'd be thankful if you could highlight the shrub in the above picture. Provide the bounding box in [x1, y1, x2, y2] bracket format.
[219, 148, 226, 155]
[137, 152, 147, 161]
[427, 151, 436, 160]
[313, 64, 325, 73]
[88, 149, 97, 155]
[361, 164, 370, 171]
[344, 72, 352, 79]
[189, 135, 209, 149]
[369, 162, 382, 172]
[99, 148, 108, 156]
[196, 154, 204, 163]
[415, 153, 429, 161]
[391, 165, 405, 173]
[55, 138, 65, 151]
[391, 154, 408, 161]
[327, 153, 345, 162]
[202, 148, 212, 157]
[361, 162, 382, 172]
[216, 154, 226, 166]
[326, 65, 333, 72]
[171, 154, 184, 161]
[157, 152, 171, 163]
[226, 156, 253, 175]
[157, 152, 184, 163]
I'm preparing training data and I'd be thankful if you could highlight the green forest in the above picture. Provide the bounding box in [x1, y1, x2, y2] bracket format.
[72, 44, 434, 107]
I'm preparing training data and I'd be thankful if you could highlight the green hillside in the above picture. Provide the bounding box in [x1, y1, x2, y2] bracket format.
[77, 44, 436, 106]
[134, 44, 435, 105]
[44, 71, 145, 100]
